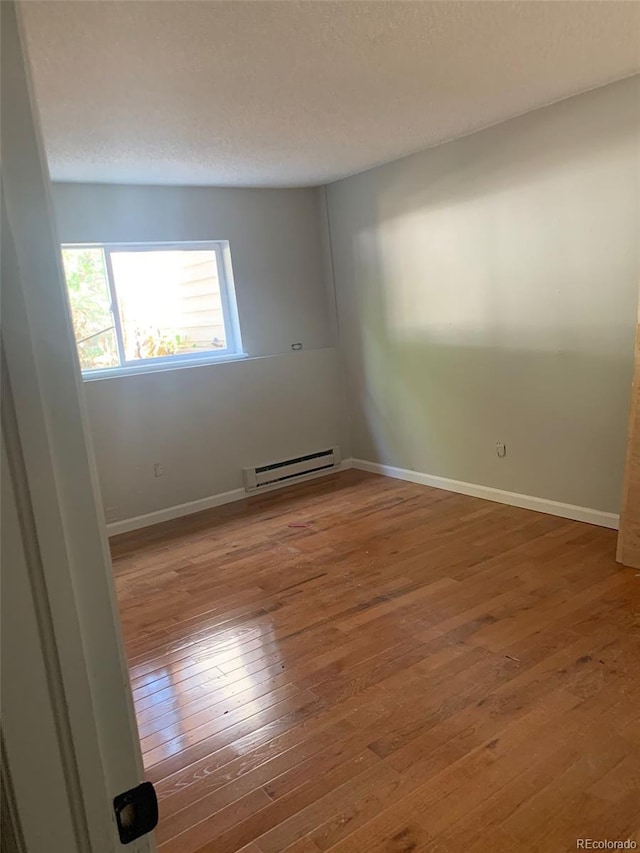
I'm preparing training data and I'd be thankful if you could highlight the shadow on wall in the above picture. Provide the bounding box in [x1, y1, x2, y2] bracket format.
[355, 335, 631, 512]
[354, 75, 640, 216]
[331, 76, 640, 514]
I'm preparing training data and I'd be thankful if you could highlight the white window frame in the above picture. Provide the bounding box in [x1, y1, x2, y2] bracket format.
[61, 240, 245, 380]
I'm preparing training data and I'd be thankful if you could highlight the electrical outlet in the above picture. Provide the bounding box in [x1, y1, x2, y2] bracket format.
[153, 463, 165, 478]
[496, 441, 507, 458]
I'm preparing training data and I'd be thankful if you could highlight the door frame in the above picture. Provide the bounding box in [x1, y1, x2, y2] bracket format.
[1, 3, 154, 850]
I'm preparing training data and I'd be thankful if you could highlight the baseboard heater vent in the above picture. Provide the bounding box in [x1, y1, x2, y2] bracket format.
[243, 447, 341, 491]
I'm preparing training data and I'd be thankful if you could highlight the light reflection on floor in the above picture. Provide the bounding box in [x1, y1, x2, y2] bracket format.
[132, 620, 280, 760]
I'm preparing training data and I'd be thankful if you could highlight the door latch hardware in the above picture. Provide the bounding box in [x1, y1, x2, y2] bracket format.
[113, 781, 158, 844]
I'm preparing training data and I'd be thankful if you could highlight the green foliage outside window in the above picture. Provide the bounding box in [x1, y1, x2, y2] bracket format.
[62, 248, 119, 370]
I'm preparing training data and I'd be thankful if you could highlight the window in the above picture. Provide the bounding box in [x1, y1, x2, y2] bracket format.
[61, 242, 243, 377]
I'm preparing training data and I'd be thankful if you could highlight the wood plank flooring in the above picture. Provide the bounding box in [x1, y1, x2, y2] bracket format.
[111, 470, 640, 853]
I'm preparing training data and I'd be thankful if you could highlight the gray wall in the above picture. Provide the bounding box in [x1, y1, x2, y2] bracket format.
[326, 76, 640, 513]
[52, 183, 349, 521]
[53, 77, 640, 521]
[53, 183, 334, 355]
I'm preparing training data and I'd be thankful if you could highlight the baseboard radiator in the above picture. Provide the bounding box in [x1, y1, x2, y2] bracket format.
[243, 447, 341, 492]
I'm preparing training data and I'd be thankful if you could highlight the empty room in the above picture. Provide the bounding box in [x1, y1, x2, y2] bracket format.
[2, 1, 640, 852]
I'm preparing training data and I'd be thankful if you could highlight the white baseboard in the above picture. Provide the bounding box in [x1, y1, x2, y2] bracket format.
[351, 459, 619, 530]
[106, 459, 354, 537]
[106, 487, 245, 536]
[107, 456, 618, 536]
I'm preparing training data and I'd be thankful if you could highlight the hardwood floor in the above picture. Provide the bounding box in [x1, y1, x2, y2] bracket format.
[111, 470, 640, 853]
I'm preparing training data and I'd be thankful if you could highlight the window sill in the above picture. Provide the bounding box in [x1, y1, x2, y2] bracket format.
[81, 352, 250, 382]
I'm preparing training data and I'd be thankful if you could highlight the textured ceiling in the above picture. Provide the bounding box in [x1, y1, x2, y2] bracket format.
[21, 1, 640, 187]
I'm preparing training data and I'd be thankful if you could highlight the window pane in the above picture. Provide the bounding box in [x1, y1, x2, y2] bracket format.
[61, 247, 120, 370]
[109, 249, 227, 362]
[76, 327, 119, 371]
